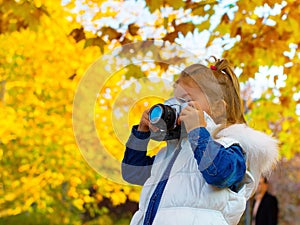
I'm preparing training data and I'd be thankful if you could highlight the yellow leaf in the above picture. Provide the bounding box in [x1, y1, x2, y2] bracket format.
[83, 195, 94, 203]
[110, 191, 126, 206]
[34, 0, 42, 8]
[73, 199, 84, 210]
[282, 120, 289, 131]
[18, 164, 31, 172]
[4, 193, 16, 201]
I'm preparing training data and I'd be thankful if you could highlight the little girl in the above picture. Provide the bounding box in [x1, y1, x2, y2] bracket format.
[122, 57, 278, 225]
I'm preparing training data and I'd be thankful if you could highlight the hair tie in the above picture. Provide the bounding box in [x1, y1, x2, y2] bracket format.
[210, 65, 217, 70]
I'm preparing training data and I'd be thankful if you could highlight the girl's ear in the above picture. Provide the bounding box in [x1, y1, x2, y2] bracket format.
[211, 99, 227, 124]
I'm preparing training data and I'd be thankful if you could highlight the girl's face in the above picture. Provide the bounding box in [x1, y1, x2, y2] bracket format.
[174, 76, 211, 114]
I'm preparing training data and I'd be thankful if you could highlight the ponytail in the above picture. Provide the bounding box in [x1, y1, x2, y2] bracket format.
[209, 57, 246, 124]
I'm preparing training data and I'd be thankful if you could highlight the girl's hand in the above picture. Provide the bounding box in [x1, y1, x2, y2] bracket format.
[178, 101, 206, 133]
[137, 108, 159, 132]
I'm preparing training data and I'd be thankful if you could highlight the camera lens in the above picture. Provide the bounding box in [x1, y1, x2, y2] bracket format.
[149, 105, 163, 124]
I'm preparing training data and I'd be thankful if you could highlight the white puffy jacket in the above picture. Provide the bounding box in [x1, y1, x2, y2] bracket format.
[130, 124, 278, 225]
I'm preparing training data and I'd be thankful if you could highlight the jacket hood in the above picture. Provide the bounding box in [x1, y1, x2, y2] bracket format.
[217, 124, 279, 177]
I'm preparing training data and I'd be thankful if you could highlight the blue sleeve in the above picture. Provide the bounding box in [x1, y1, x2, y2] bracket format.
[188, 127, 246, 190]
[121, 125, 155, 185]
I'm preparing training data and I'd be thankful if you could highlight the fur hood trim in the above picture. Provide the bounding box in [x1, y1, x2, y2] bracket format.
[217, 124, 279, 176]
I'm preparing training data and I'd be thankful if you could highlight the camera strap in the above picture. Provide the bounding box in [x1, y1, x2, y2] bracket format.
[143, 143, 182, 225]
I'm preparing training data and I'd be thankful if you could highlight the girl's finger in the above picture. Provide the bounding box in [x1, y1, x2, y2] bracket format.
[149, 123, 159, 132]
[182, 105, 193, 113]
[189, 101, 203, 111]
[177, 117, 181, 125]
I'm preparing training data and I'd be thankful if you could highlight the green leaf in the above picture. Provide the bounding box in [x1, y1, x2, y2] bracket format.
[100, 27, 122, 40]
[165, 0, 185, 10]
[145, 0, 163, 13]
[124, 65, 145, 79]
[196, 20, 211, 32]
[84, 37, 106, 53]
[163, 17, 168, 30]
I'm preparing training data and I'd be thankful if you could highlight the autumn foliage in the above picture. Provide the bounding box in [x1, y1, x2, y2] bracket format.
[1, 0, 300, 224]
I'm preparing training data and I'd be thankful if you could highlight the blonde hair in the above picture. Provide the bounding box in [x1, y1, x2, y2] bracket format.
[181, 57, 246, 134]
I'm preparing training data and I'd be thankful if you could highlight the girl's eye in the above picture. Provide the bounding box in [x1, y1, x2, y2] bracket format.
[173, 80, 179, 88]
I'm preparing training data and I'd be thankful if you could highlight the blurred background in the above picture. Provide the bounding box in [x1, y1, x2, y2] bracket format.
[0, 0, 299, 224]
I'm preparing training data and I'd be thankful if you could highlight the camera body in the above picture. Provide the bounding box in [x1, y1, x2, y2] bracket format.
[149, 98, 188, 141]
